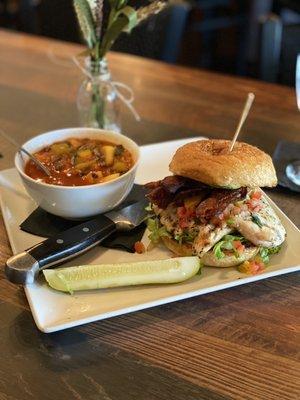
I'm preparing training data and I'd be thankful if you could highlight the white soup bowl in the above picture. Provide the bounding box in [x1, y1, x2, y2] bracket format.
[15, 128, 140, 219]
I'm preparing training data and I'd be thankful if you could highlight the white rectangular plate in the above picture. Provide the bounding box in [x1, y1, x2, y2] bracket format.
[1, 138, 299, 333]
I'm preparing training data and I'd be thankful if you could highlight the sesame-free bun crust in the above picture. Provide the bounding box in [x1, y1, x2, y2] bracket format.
[169, 139, 277, 188]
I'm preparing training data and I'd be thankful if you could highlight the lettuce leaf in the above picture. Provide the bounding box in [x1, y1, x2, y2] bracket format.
[145, 203, 153, 212]
[259, 246, 281, 264]
[147, 217, 170, 244]
[174, 231, 197, 245]
[213, 235, 245, 259]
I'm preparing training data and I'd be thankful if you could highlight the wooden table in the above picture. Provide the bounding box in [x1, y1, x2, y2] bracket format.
[0, 30, 299, 400]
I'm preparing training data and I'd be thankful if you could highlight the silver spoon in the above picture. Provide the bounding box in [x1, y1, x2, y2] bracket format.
[0, 129, 51, 176]
[286, 160, 300, 186]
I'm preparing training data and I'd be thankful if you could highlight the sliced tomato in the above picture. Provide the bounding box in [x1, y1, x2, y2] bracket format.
[239, 259, 265, 275]
[233, 240, 242, 248]
[134, 241, 146, 254]
[239, 245, 246, 253]
[248, 199, 262, 212]
[251, 191, 262, 200]
[233, 241, 245, 254]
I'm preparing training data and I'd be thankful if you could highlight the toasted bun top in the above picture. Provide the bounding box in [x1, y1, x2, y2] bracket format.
[169, 139, 277, 188]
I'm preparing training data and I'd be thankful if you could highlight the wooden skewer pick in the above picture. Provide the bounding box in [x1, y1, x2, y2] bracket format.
[229, 92, 255, 152]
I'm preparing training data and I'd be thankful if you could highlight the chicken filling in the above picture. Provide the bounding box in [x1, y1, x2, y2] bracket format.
[146, 176, 286, 273]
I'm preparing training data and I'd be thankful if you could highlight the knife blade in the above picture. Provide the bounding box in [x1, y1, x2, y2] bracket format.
[5, 199, 149, 285]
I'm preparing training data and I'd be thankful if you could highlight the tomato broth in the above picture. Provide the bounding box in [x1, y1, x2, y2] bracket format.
[25, 137, 134, 186]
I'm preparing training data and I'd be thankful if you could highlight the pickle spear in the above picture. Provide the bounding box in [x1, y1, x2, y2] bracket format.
[43, 257, 201, 294]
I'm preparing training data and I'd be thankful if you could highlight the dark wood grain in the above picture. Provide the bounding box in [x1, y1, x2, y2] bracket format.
[0, 29, 299, 400]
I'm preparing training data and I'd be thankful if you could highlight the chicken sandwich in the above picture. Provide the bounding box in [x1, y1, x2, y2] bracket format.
[145, 140, 286, 273]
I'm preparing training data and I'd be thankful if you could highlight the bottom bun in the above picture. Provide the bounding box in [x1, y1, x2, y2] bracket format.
[161, 236, 194, 257]
[202, 246, 259, 267]
[162, 237, 259, 268]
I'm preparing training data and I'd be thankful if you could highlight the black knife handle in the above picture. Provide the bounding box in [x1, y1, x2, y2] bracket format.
[5, 215, 116, 284]
[28, 215, 116, 268]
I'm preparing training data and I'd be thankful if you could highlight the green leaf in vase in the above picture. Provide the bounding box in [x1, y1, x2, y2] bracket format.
[86, 0, 97, 20]
[99, 6, 137, 57]
[109, 0, 128, 10]
[74, 0, 97, 49]
[86, 0, 104, 39]
[116, 6, 138, 32]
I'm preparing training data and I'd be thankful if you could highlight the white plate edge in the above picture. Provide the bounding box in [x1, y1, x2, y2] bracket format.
[31, 264, 299, 333]
[1, 137, 300, 332]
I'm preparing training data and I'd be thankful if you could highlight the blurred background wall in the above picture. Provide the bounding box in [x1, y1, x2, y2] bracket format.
[0, 0, 299, 86]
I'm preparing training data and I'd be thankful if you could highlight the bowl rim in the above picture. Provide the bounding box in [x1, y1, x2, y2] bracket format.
[15, 128, 140, 190]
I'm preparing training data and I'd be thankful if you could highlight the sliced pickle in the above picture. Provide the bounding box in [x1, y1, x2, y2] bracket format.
[43, 257, 201, 293]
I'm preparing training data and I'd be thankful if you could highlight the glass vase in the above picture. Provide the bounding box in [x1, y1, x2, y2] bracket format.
[77, 58, 121, 132]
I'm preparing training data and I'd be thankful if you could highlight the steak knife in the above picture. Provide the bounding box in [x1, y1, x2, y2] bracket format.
[5, 199, 149, 285]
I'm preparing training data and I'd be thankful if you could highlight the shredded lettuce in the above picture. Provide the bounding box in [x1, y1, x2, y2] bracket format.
[213, 235, 245, 259]
[259, 247, 269, 263]
[197, 260, 203, 274]
[226, 218, 235, 226]
[147, 217, 170, 244]
[268, 246, 281, 255]
[174, 231, 197, 245]
[259, 246, 281, 264]
[145, 203, 153, 212]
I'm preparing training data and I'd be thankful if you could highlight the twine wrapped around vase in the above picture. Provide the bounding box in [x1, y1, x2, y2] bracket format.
[73, 55, 141, 122]
[46, 47, 140, 130]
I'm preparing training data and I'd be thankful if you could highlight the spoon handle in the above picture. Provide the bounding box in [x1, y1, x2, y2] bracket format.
[19, 148, 51, 177]
[0, 128, 51, 176]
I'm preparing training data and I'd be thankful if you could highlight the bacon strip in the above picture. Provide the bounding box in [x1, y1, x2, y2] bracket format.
[145, 176, 200, 193]
[145, 175, 247, 218]
[145, 186, 173, 209]
[145, 176, 206, 209]
[196, 187, 247, 223]
[173, 188, 208, 204]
